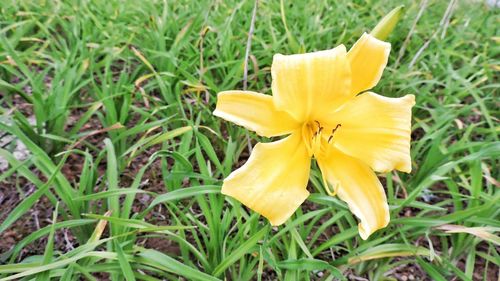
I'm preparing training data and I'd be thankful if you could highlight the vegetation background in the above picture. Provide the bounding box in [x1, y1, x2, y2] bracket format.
[0, 0, 498, 280]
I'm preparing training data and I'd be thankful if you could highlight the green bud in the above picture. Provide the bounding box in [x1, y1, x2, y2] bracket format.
[370, 5, 405, 41]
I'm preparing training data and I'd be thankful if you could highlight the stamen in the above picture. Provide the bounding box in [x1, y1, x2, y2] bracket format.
[314, 120, 323, 136]
[318, 161, 338, 196]
[332, 124, 341, 134]
[304, 121, 338, 158]
[325, 179, 339, 196]
[327, 124, 342, 143]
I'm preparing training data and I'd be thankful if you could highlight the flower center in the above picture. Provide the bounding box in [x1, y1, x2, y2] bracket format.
[301, 120, 341, 158]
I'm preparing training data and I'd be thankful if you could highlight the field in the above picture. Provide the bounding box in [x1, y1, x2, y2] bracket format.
[0, 0, 499, 280]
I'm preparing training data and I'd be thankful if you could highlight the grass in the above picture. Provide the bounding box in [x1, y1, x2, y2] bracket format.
[0, 0, 499, 280]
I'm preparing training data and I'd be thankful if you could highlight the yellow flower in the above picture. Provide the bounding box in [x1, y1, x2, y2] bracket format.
[214, 33, 415, 239]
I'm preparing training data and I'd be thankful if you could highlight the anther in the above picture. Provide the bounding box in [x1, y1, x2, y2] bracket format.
[332, 124, 341, 134]
[327, 124, 342, 143]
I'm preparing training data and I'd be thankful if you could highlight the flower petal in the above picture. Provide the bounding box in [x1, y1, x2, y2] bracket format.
[326, 92, 415, 173]
[221, 132, 311, 226]
[271, 45, 351, 122]
[214, 91, 300, 137]
[347, 33, 391, 95]
[317, 148, 389, 240]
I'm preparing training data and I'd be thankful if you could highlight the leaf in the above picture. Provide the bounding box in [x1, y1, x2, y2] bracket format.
[88, 211, 112, 243]
[212, 226, 269, 277]
[435, 224, 500, 245]
[83, 214, 193, 231]
[0, 124, 80, 218]
[137, 249, 220, 281]
[312, 227, 358, 256]
[73, 189, 153, 201]
[35, 202, 59, 280]
[123, 126, 192, 157]
[114, 240, 136, 281]
[347, 244, 439, 265]
[148, 185, 220, 209]
[2, 220, 96, 263]
[417, 257, 447, 281]
[196, 131, 223, 172]
[0, 251, 108, 280]
[277, 259, 345, 280]
[0, 150, 68, 234]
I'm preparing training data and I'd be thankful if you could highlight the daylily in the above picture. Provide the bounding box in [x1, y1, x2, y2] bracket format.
[214, 33, 415, 239]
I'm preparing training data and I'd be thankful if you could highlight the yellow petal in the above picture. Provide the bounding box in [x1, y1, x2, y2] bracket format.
[318, 148, 389, 240]
[326, 92, 415, 173]
[221, 132, 311, 226]
[271, 45, 351, 122]
[214, 91, 299, 137]
[347, 33, 391, 95]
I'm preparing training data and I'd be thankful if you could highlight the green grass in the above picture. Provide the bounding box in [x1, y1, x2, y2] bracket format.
[0, 0, 499, 280]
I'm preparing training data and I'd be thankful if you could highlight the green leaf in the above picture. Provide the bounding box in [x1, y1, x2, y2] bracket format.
[0, 150, 69, 234]
[212, 226, 269, 277]
[148, 185, 220, 209]
[277, 259, 345, 280]
[2, 220, 96, 264]
[417, 257, 447, 281]
[312, 227, 358, 256]
[104, 138, 120, 237]
[114, 240, 136, 281]
[73, 189, 153, 201]
[137, 249, 220, 281]
[348, 244, 439, 265]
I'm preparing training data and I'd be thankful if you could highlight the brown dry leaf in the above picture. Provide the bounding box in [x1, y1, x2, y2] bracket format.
[436, 224, 500, 246]
[89, 210, 112, 242]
